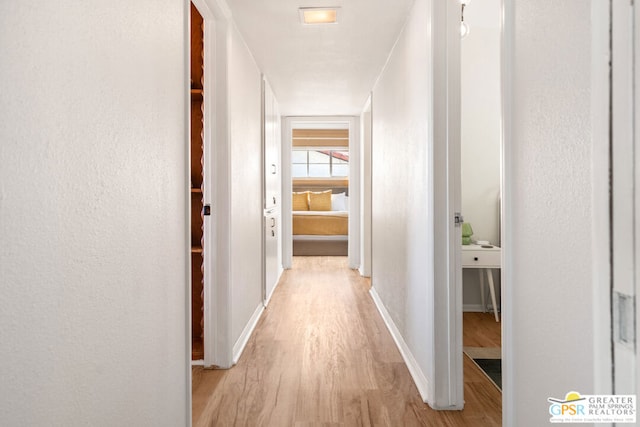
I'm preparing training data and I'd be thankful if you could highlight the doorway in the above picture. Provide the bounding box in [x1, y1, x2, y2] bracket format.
[460, 0, 503, 397]
[282, 117, 361, 270]
[189, 1, 206, 363]
[291, 127, 350, 257]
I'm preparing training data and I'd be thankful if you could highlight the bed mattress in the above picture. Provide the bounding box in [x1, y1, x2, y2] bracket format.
[292, 210, 348, 236]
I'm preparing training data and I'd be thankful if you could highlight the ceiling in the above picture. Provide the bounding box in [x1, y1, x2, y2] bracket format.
[224, 0, 416, 116]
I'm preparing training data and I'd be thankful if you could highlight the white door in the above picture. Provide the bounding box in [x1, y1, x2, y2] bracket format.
[262, 77, 281, 305]
[611, 0, 637, 396]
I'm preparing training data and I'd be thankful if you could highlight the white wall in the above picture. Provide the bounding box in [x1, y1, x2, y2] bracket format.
[507, 1, 594, 424]
[461, 0, 502, 310]
[371, 0, 435, 401]
[0, 1, 188, 426]
[229, 25, 264, 356]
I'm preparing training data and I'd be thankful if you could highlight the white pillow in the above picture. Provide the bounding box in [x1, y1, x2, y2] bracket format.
[331, 192, 346, 211]
[344, 195, 349, 211]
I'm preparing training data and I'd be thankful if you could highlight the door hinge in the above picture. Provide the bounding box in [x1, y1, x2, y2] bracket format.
[454, 212, 464, 226]
[613, 292, 636, 350]
[203, 204, 211, 216]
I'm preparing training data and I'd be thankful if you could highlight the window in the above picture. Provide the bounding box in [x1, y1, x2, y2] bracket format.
[292, 149, 349, 178]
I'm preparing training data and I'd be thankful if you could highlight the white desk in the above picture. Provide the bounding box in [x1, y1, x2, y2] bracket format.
[461, 244, 501, 322]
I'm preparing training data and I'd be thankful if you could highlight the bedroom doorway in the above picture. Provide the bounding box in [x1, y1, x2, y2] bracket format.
[291, 127, 350, 257]
[282, 117, 361, 270]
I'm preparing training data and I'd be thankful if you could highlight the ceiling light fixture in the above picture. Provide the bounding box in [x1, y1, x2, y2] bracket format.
[299, 7, 340, 25]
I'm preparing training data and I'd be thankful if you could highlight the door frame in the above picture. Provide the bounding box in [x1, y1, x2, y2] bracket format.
[590, 0, 614, 400]
[282, 116, 361, 270]
[499, 0, 514, 421]
[441, 0, 511, 413]
[432, 0, 463, 409]
[359, 96, 373, 278]
[190, 0, 234, 371]
[610, 0, 639, 397]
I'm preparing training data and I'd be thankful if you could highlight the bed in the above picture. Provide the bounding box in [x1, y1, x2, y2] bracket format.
[292, 190, 348, 256]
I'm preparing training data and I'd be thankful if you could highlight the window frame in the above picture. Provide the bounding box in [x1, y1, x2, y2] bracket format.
[292, 147, 349, 178]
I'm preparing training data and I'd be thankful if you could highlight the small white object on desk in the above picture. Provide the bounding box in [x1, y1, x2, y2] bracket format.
[461, 244, 501, 322]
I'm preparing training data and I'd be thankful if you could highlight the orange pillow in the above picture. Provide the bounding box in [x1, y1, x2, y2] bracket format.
[309, 190, 332, 211]
[292, 192, 309, 211]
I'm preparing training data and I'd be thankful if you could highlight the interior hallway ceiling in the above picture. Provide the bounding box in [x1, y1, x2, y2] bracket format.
[225, 0, 415, 116]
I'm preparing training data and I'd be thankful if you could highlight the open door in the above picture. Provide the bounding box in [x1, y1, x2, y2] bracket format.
[262, 77, 281, 305]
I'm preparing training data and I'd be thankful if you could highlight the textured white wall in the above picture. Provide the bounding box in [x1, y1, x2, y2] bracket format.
[229, 26, 264, 346]
[371, 0, 434, 397]
[509, 0, 594, 424]
[0, 1, 188, 426]
[461, 0, 502, 309]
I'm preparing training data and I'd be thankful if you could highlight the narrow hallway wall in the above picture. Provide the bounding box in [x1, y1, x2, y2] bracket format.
[229, 25, 265, 359]
[508, 1, 594, 424]
[0, 1, 188, 425]
[370, 0, 435, 402]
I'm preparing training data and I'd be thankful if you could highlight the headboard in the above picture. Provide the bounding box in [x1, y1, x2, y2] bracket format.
[292, 179, 349, 196]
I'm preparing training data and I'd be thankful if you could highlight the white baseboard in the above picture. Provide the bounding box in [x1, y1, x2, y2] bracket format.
[358, 266, 371, 278]
[232, 303, 264, 364]
[369, 287, 432, 404]
[264, 268, 284, 307]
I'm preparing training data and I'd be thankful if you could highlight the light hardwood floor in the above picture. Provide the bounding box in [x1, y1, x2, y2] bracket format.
[463, 312, 501, 348]
[193, 257, 501, 426]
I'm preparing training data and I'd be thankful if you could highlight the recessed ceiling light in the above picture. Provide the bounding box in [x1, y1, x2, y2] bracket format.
[299, 7, 340, 25]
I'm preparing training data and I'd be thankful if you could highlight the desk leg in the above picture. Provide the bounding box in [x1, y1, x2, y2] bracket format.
[486, 268, 499, 322]
[478, 269, 486, 313]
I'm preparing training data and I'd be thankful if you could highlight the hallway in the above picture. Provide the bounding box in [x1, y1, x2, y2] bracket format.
[192, 257, 501, 426]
